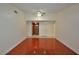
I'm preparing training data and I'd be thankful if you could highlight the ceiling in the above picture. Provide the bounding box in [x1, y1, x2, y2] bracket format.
[10, 3, 74, 21]
[11, 3, 73, 14]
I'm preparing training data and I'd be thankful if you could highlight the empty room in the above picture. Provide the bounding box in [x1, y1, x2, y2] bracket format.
[0, 3, 79, 55]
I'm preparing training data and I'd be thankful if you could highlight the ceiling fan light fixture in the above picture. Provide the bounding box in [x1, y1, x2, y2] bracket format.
[37, 11, 41, 16]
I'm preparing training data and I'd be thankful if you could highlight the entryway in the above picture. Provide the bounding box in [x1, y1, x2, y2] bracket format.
[26, 21, 55, 38]
[32, 22, 39, 35]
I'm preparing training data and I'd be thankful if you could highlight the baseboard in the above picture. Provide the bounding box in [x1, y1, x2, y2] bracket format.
[55, 37, 78, 55]
[5, 36, 27, 55]
[26, 35, 55, 38]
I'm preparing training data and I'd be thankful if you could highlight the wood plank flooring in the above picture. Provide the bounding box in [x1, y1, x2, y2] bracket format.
[7, 38, 77, 55]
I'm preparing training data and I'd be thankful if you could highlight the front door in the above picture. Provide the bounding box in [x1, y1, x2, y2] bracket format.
[32, 22, 39, 35]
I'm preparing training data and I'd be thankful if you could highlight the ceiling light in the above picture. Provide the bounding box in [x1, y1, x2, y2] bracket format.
[37, 11, 41, 16]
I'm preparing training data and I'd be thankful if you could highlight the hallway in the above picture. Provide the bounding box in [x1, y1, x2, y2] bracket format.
[7, 38, 77, 55]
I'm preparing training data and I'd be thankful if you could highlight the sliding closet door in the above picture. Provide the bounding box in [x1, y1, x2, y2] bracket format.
[39, 22, 54, 37]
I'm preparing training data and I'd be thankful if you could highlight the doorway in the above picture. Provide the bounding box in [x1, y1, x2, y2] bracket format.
[32, 22, 39, 35]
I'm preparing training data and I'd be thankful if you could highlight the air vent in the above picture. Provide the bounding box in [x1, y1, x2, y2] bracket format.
[14, 10, 18, 14]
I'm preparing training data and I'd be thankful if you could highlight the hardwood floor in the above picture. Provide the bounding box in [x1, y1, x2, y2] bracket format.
[7, 38, 77, 55]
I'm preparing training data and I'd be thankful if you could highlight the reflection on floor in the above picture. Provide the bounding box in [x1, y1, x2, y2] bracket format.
[7, 38, 77, 55]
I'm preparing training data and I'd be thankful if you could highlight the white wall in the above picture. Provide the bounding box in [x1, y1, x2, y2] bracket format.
[0, 4, 27, 54]
[56, 4, 79, 54]
[39, 22, 55, 37]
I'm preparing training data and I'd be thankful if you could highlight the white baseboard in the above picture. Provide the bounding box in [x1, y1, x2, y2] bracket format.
[55, 36, 78, 54]
[26, 35, 55, 38]
[5, 36, 27, 54]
